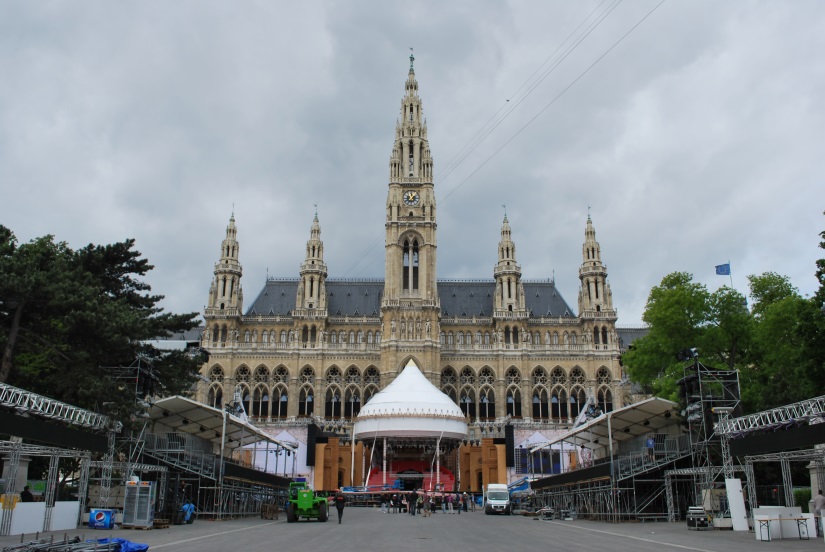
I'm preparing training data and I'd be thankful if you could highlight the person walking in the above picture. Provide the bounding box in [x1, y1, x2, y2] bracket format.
[813, 489, 825, 537]
[20, 486, 34, 503]
[334, 491, 346, 524]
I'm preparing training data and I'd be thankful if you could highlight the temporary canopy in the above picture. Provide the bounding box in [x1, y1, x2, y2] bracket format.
[529, 397, 679, 453]
[353, 359, 467, 440]
[147, 395, 296, 451]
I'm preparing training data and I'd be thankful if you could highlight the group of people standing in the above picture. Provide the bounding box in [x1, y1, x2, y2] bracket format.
[380, 491, 474, 516]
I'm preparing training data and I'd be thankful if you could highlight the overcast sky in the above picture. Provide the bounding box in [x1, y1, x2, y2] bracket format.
[2, 1, 823, 325]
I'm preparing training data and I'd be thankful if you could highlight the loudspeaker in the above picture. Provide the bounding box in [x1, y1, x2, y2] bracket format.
[306, 424, 317, 466]
[504, 424, 515, 467]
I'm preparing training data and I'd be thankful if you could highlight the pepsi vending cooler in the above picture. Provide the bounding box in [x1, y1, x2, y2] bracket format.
[122, 481, 156, 529]
[89, 509, 115, 529]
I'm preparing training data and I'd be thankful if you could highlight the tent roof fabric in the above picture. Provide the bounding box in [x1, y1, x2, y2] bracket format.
[529, 397, 680, 452]
[353, 359, 467, 440]
[147, 396, 296, 451]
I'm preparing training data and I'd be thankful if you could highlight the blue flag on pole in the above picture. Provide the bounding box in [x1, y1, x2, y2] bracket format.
[715, 263, 730, 276]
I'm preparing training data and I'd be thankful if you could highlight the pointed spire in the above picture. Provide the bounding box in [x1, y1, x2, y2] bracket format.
[578, 213, 614, 317]
[207, 213, 243, 314]
[409, 47, 415, 73]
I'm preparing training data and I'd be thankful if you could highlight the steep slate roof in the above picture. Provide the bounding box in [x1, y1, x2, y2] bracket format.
[247, 278, 576, 319]
[616, 326, 650, 350]
[438, 280, 575, 318]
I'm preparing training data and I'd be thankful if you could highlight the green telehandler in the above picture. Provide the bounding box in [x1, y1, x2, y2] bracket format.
[285, 481, 329, 523]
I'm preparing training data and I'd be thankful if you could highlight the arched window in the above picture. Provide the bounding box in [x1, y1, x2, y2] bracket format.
[325, 388, 341, 418]
[240, 385, 251, 416]
[484, 332, 490, 345]
[273, 366, 289, 384]
[506, 367, 521, 385]
[598, 388, 613, 413]
[570, 367, 586, 385]
[364, 367, 380, 386]
[236, 366, 250, 383]
[532, 367, 548, 387]
[478, 367, 495, 385]
[299, 387, 313, 416]
[550, 367, 566, 385]
[593, 327, 600, 344]
[402, 238, 420, 291]
[345, 366, 361, 385]
[364, 385, 379, 405]
[209, 366, 224, 382]
[596, 367, 613, 412]
[254, 366, 269, 383]
[207, 385, 223, 409]
[273, 386, 288, 418]
[571, 332, 577, 345]
[460, 388, 476, 418]
[244, 331, 250, 343]
[569, 387, 586, 419]
[506, 388, 522, 417]
[344, 387, 361, 418]
[460, 367, 475, 386]
[252, 385, 269, 418]
[601, 327, 608, 345]
[331, 331, 337, 344]
[532, 388, 549, 420]
[300, 366, 314, 384]
[326, 366, 342, 385]
[280, 330, 287, 343]
[441, 367, 457, 387]
[479, 387, 495, 419]
[551, 387, 568, 421]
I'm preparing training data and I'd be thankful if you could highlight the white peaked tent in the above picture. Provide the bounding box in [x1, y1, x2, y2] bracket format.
[353, 359, 467, 441]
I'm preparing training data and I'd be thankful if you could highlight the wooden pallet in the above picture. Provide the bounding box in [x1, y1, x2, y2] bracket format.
[154, 519, 170, 529]
[121, 524, 153, 530]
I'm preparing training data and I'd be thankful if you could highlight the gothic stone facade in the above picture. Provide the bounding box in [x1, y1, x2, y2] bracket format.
[198, 58, 623, 490]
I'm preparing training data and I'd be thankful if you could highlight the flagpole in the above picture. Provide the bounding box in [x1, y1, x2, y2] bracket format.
[728, 259, 733, 288]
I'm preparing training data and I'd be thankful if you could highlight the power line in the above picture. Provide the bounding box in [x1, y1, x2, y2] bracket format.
[342, 1, 667, 277]
[440, 0, 668, 204]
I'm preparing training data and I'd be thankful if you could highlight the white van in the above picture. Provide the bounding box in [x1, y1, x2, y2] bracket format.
[484, 483, 511, 515]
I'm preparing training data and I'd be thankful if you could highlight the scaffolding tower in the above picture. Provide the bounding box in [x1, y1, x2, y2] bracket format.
[676, 355, 741, 512]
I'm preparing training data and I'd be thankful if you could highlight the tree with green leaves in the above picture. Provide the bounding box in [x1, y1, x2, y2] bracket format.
[624, 211, 825, 413]
[622, 272, 750, 401]
[0, 225, 202, 426]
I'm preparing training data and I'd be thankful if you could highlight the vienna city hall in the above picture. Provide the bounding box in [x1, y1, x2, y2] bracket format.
[198, 56, 630, 493]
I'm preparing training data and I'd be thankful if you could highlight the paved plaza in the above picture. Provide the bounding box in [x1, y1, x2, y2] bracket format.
[1, 508, 823, 552]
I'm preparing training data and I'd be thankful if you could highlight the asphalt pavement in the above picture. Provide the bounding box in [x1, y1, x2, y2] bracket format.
[1, 508, 822, 552]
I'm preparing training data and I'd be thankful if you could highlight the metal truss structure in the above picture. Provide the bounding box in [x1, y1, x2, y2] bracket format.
[716, 394, 825, 437]
[0, 441, 92, 536]
[743, 449, 825, 510]
[678, 360, 741, 510]
[0, 382, 115, 431]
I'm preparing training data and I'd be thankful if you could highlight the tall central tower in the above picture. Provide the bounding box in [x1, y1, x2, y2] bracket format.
[382, 54, 440, 369]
